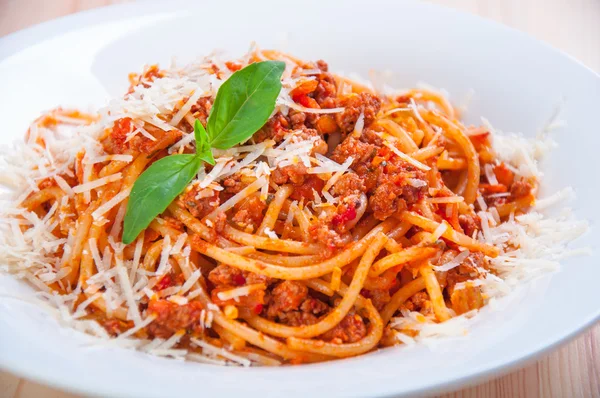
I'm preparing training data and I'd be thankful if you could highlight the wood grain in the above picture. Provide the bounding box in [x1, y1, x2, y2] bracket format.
[0, 1, 598, 397]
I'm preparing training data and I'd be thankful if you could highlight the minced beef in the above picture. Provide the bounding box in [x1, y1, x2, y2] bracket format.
[177, 187, 219, 219]
[146, 299, 204, 338]
[330, 136, 377, 168]
[458, 214, 481, 237]
[335, 93, 381, 134]
[331, 172, 366, 197]
[320, 310, 367, 343]
[231, 195, 267, 232]
[266, 281, 308, 318]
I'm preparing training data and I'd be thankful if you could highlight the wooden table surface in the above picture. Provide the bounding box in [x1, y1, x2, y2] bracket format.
[0, 0, 598, 397]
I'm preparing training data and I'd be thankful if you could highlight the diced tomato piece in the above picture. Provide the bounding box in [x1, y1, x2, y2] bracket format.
[289, 175, 325, 201]
[479, 183, 508, 194]
[156, 274, 173, 291]
[494, 163, 515, 187]
[468, 131, 491, 149]
[290, 80, 318, 97]
[292, 93, 320, 109]
[331, 205, 357, 227]
[225, 61, 242, 72]
[232, 274, 246, 286]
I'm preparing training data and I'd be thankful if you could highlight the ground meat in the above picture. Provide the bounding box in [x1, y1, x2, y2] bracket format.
[177, 186, 219, 219]
[309, 196, 363, 246]
[315, 79, 337, 108]
[332, 132, 427, 216]
[309, 222, 347, 248]
[190, 97, 213, 126]
[278, 311, 319, 326]
[276, 298, 329, 326]
[253, 113, 290, 143]
[288, 175, 325, 202]
[289, 110, 306, 129]
[313, 67, 337, 107]
[510, 178, 534, 200]
[458, 214, 481, 237]
[222, 173, 260, 195]
[331, 172, 366, 197]
[208, 264, 270, 288]
[335, 93, 381, 134]
[271, 163, 308, 185]
[360, 126, 385, 147]
[304, 128, 329, 155]
[300, 297, 329, 315]
[146, 299, 204, 338]
[402, 291, 429, 312]
[320, 310, 367, 344]
[402, 183, 426, 204]
[265, 283, 329, 326]
[369, 183, 408, 220]
[209, 264, 245, 287]
[266, 281, 308, 318]
[369, 288, 391, 311]
[330, 136, 377, 168]
[101, 118, 159, 155]
[401, 291, 434, 317]
[101, 118, 131, 154]
[231, 195, 267, 232]
[367, 159, 427, 219]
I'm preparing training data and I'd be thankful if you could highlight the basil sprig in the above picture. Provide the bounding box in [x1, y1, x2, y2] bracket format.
[122, 60, 285, 244]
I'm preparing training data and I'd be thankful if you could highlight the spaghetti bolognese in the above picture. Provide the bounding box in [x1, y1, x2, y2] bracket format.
[0, 47, 588, 365]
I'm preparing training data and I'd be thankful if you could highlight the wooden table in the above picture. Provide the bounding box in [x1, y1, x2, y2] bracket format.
[0, 1, 598, 397]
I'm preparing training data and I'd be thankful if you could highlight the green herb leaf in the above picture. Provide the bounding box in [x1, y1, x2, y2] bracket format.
[194, 119, 215, 165]
[207, 60, 285, 149]
[121, 61, 285, 244]
[122, 154, 202, 244]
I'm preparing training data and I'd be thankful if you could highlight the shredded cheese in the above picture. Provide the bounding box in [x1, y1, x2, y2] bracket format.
[216, 283, 266, 302]
[72, 173, 122, 194]
[91, 188, 131, 220]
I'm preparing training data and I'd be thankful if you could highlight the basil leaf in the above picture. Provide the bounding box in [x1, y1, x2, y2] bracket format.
[122, 154, 202, 244]
[122, 62, 285, 244]
[194, 119, 208, 152]
[194, 119, 215, 165]
[207, 61, 285, 149]
[197, 149, 215, 166]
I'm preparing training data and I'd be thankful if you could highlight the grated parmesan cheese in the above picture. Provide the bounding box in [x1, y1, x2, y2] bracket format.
[91, 188, 131, 220]
[216, 283, 266, 302]
[72, 173, 122, 194]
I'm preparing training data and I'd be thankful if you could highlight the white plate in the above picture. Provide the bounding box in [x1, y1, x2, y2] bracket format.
[0, 1, 598, 397]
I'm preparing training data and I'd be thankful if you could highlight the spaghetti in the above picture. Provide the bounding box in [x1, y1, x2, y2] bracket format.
[0, 47, 588, 366]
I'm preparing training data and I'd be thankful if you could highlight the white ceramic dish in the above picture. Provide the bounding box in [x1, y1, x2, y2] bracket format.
[0, 1, 598, 397]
